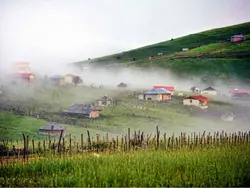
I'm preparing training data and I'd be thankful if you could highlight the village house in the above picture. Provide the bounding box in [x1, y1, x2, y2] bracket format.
[38, 124, 65, 136]
[141, 88, 172, 101]
[9, 62, 35, 87]
[63, 104, 101, 118]
[117, 82, 127, 90]
[229, 89, 250, 100]
[64, 74, 82, 85]
[200, 87, 218, 96]
[183, 95, 209, 109]
[182, 48, 189, 52]
[96, 96, 114, 107]
[153, 85, 175, 95]
[230, 34, 245, 43]
[11, 73, 35, 87]
[49, 75, 65, 86]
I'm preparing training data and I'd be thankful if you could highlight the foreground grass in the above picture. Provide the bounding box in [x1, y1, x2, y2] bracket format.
[1, 144, 250, 187]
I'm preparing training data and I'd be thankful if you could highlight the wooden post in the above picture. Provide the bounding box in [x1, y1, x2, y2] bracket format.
[81, 134, 83, 152]
[121, 136, 124, 151]
[87, 130, 91, 150]
[26, 135, 29, 163]
[163, 133, 166, 149]
[69, 134, 72, 153]
[156, 126, 159, 149]
[43, 140, 46, 156]
[22, 134, 26, 161]
[32, 139, 35, 154]
[57, 130, 63, 153]
[128, 128, 131, 150]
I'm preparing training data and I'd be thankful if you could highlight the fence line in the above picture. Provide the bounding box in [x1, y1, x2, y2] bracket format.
[1, 126, 249, 166]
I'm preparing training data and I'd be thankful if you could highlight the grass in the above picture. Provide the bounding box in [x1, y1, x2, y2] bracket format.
[1, 144, 250, 187]
[72, 22, 250, 81]
[212, 40, 250, 54]
[178, 42, 231, 56]
[74, 21, 250, 65]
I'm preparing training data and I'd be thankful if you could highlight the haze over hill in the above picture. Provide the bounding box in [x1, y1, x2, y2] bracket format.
[73, 21, 250, 86]
[1, 0, 250, 70]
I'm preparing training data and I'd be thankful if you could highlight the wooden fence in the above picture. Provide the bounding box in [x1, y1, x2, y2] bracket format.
[1, 126, 250, 166]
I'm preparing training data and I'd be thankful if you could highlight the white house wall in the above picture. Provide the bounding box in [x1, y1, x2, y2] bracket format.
[64, 76, 73, 84]
[144, 94, 162, 101]
[183, 99, 200, 106]
[200, 90, 218, 95]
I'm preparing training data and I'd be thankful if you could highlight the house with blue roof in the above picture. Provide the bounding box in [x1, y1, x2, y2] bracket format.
[139, 88, 172, 101]
[49, 75, 65, 86]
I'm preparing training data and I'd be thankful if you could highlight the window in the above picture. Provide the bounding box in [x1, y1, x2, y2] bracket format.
[190, 100, 192, 103]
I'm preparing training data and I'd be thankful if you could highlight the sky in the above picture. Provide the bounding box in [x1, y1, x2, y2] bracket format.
[0, 0, 250, 71]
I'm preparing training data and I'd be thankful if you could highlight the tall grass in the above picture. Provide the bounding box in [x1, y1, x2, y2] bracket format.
[0, 144, 250, 187]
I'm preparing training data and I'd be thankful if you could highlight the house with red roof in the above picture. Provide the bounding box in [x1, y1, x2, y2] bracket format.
[230, 34, 245, 43]
[9, 62, 35, 87]
[9, 73, 35, 87]
[229, 89, 250, 100]
[153, 85, 175, 95]
[183, 95, 209, 109]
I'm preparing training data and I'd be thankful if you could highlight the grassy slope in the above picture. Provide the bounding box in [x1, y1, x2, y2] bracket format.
[74, 22, 250, 80]
[0, 85, 240, 141]
[75, 21, 250, 65]
[1, 145, 250, 187]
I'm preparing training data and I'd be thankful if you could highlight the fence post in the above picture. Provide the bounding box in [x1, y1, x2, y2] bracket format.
[156, 126, 160, 149]
[22, 134, 26, 162]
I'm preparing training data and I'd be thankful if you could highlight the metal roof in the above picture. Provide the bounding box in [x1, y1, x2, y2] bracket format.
[50, 75, 64, 79]
[203, 87, 216, 91]
[117, 82, 127, 87]
[144, 88, 171, 95]
[39, 124, 64, 131]
[63, 104, 100, 115]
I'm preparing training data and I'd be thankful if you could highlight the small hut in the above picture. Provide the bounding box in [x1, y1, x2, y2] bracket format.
[200, 87, 218, 96]
[50, 75, 65, 86]
[63, 104, 101, 118]
[96, 96, 113, 107]
[117, 82, 127, 90]
[38, 124, 65, 135]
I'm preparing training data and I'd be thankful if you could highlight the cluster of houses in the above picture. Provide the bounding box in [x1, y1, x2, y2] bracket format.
[7, 62, 84, 87]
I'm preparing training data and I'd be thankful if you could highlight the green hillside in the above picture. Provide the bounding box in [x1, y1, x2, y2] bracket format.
[74, 22, 250, 81]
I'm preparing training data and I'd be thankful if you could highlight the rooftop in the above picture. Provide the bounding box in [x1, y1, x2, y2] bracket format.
[186, 95, 209, 102]
[39, 124, 64, 131]
[50, 75, 64, 79]
[144, 88, 171, 95]
[203, 87, 217, 91]
[117, 82, 127, 87]
[63, 104, 101, 115]
[153, 85, 175, 91]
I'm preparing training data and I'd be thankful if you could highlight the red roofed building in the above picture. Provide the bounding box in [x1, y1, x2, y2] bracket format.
[183, 95, 209, 109]
[10, 73, 35, 87]
[229, 89, 250, 94]
[230, 34, 245, 43]
[153, 85, 175, 95]
[229, 89, 250, 100]
[9, 62, 35, 87]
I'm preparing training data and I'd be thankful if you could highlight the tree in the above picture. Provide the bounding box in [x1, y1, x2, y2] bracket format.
[72, 76, 82, 87]
[190, 86, 196, 92]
